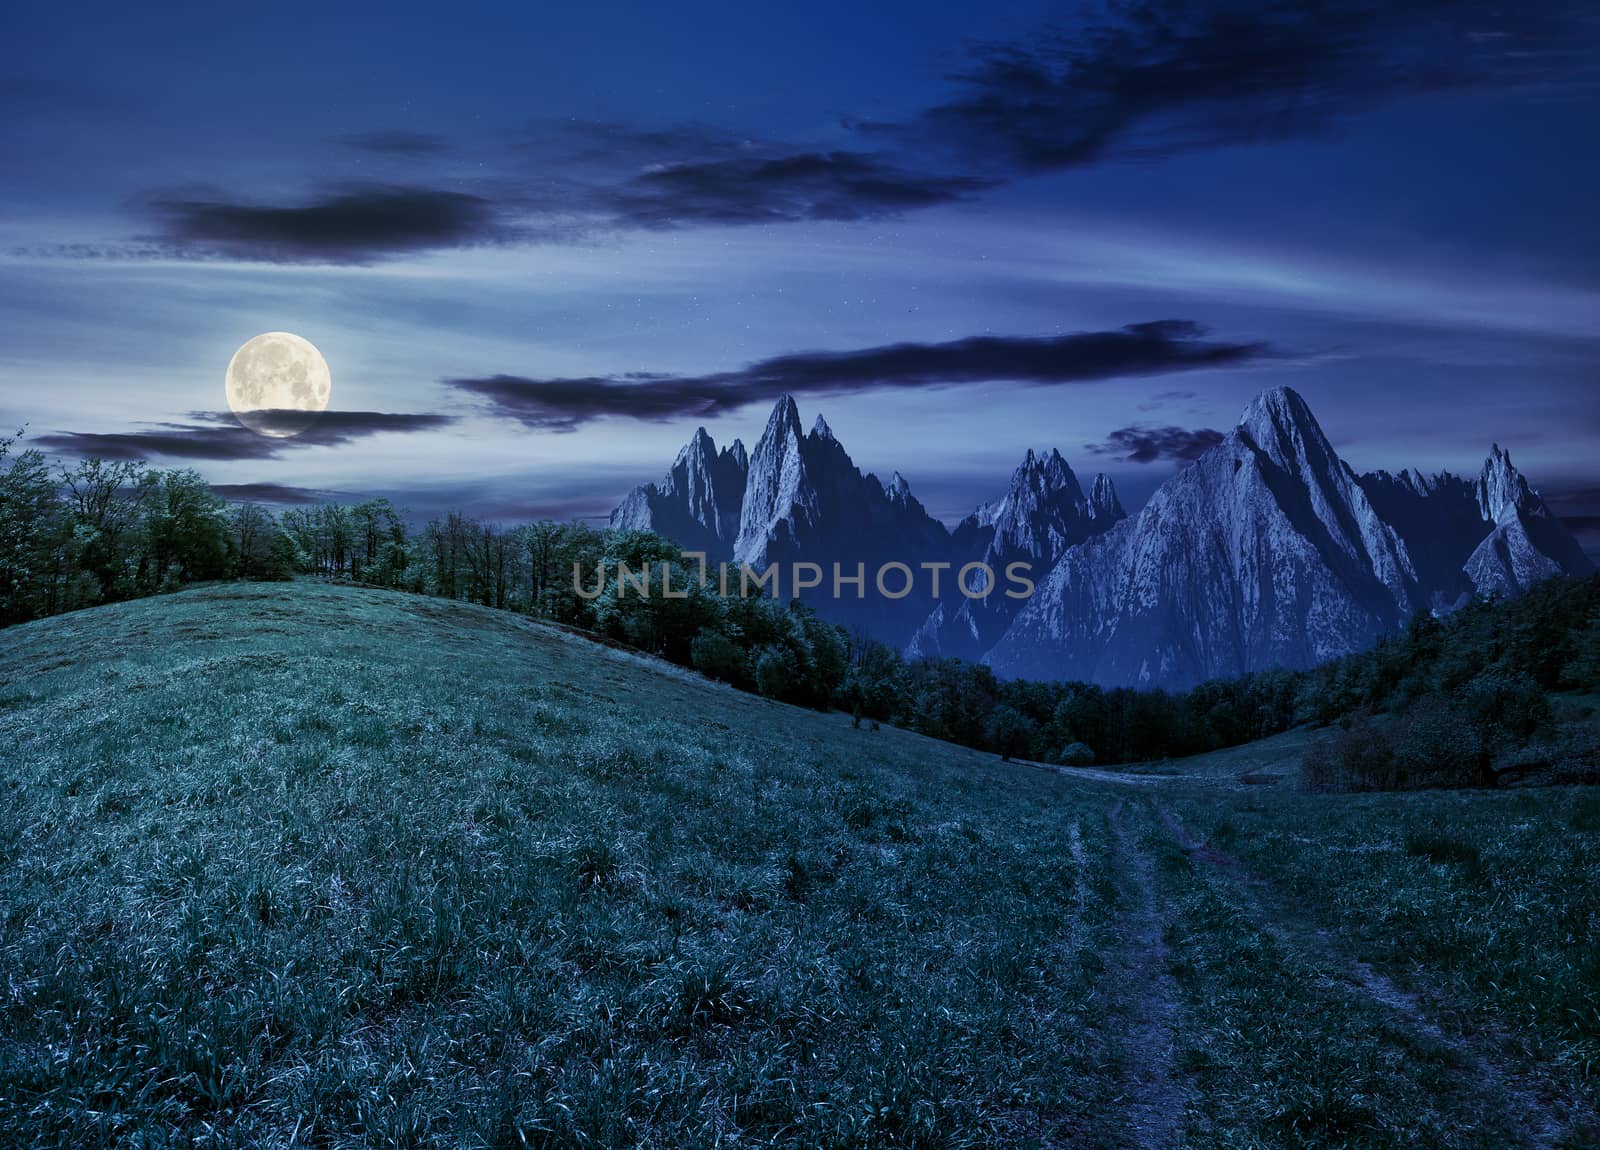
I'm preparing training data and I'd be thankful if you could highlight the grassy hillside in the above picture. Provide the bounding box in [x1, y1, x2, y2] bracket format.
[1, 583, 1596, 1148]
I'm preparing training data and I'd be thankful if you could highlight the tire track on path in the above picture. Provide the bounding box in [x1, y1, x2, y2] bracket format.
[1151, 800, 1580, 1149]
[1102, 799, 1188, 1150]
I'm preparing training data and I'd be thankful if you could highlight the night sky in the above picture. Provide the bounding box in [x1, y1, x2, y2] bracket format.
[5, 1, 1598, 556]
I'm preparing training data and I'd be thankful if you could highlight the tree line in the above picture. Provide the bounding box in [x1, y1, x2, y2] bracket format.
[5, 433, 1593, 779]
[1299, 574, 1599, 790]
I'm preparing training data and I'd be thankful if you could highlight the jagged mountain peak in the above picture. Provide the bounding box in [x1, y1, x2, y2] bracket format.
[1089, 473, 1123, 521]
[1010, 446, 1081, 496]
[1477, 443, 1541, 523]
[610, 422, 749, 558]
[912, 443, 1127, 662]
[675, 426, 717, 465]
[765, 394, 803, 439]
[1236, 386, 1338, 469]
[1240, 384, 1315, 426]
[614, 384, 1589, 683]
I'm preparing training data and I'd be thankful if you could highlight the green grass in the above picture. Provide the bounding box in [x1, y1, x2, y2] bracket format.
[1121, 724, 1333, 782]
[0, 584, 1125, 1147]
[1163, 787, 1600, 1143]
[0, 583, 1596, 1147]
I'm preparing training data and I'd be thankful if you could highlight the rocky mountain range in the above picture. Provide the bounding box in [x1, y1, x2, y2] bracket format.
[614, 397, 959, 638]
[611, 388, 1592, 688]
[909, 448, 1125, 663]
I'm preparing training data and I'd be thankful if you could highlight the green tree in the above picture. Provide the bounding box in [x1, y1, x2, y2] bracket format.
[754, 644, 797, 700]
[1058, 741, 1095, 767]
[0, 433, 69, 622]
[691, 629, 749, 686]
[137, 469, 229, 589]
[60, 457, 146, 603]
[230, 502, 279, 579]
[984, 704, 1037, 762]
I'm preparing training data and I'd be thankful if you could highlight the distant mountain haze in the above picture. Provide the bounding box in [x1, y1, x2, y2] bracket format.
[612, 389, 1593, 688]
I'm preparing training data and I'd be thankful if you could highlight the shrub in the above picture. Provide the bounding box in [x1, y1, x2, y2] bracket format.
[1058, 741, 1095, 767]
[691, 629, 748, 686]
[753, 644, 797, 700]
[1300, 717, 1397, 792]
[1391, 700, 1479, 788]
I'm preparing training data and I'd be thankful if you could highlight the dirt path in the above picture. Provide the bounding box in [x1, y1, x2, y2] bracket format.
[1102, 800, 1188, 1150]
[1013, 758, 1164, 786]
[1150, 800, 1576, 1149]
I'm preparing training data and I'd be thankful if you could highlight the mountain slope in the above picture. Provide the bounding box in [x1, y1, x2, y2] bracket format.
[609, 427, 748, 557]
[1464, 445, 1595, 597]
[910, 449, 1124, 662]
[612, 388, 1589, 682]
[1359, 445, 1593, 605]
[730, 397, 952, 639]
[988, 388, 1592, 687]
[0, 582, 1121, 1145]
[2, 584, 1595, 1145]
[988, 388, 1423, 686]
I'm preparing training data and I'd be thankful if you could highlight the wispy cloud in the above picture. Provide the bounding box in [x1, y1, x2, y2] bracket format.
[599, 151, 992, 229]
[37, 410, 455, 461]
[447, 321, 1272, 432]
[80, 1, 1595, 263]
[209, 482, 346, 505]
[891, 0, 1597, 173]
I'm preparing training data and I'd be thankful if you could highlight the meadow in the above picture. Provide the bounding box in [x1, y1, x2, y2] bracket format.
[0, 583, 1595, 1148]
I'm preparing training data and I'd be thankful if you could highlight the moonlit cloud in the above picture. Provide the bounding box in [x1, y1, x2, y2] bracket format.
[1, 0, 1596, 535]
[448, 321, 1273, 431]
[38, 411, 456, 461]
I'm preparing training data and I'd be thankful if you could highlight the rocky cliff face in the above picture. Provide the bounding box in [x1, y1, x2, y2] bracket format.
[985, 388, 1592, 687]
[612, 387, 1592, 686]
[609, 427, 748, 558]
[909, 448, 1124, 662]
[732, 399, 952, 639]
[1358, 444, 1592, 604]
[986, 388, 1425, 687]
[1463, 445, 1593, 597]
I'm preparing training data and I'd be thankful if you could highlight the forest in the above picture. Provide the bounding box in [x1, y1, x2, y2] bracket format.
[3, 432, 1595, 784]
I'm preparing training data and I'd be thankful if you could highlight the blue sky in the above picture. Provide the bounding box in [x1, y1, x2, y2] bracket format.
[4, 0, 1598, 552]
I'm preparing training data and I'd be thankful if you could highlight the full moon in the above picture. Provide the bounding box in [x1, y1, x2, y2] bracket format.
[225, 332, 332, 438]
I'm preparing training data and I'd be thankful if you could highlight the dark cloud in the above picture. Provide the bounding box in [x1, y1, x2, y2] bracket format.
[37, 410, 455, 461]
[97, 2, 1593, 263]
[339, 131, 451, 156]
[145, 186, 509, 263]
[601, 151, 993, 229]
[209, 482, 343, 505]
[895, 0, 1596, 174]
[513, 122, 985, 226]
[1086, 423, 1226, 463]
[448, 320, 1271, 432]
